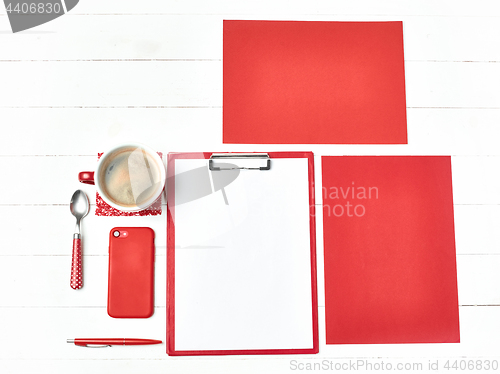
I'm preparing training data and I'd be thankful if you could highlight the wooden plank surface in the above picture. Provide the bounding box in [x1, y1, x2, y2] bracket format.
[0, 108, 499, 156]
[0, 15, 499, 61]
[1, 306, 499, 362]
[0, 253, 496, 307]
[0, 61, 499, 108]
[0, 0, 499, 371]
[1, 155, 498, 204]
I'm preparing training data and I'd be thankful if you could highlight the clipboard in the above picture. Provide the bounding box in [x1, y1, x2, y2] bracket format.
[166, 152, 318, 356]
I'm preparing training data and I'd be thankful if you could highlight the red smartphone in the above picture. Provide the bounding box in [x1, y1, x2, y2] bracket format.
[108, 227, 155, 318]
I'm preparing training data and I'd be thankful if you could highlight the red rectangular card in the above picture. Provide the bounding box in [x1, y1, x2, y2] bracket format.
[322, 156, 460, 344]
[223, 20, 407, 144]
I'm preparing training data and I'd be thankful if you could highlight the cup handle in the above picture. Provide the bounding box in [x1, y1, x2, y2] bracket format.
[78, 172, 95, 185]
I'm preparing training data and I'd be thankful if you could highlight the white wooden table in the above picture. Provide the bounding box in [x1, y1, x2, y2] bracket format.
[1, 1, 499, 373]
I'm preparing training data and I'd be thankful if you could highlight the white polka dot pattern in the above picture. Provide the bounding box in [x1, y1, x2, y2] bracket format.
[70, 238, 83, 289]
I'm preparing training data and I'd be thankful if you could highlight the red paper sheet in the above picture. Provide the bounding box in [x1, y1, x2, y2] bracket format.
[223, 20, 407, 144]
[322, 156, 460, 344]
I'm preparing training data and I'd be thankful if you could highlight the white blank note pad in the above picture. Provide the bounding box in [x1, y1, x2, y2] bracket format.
[169, 155, 317, 354]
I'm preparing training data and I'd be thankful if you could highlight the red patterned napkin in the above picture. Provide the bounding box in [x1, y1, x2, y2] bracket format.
[95, 152, 163, 216]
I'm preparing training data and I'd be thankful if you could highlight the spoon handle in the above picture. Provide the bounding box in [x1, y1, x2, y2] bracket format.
[70, 235, 83, 289]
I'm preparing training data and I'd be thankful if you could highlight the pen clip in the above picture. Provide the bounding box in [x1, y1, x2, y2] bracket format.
[67, 340, 112, 348]
[77, 344, 112, 348]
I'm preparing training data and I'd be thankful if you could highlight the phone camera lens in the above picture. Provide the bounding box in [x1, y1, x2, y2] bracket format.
[113, 230, 120, 237]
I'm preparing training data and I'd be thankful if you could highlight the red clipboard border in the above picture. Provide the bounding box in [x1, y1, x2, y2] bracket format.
[166, 151, 318, 356]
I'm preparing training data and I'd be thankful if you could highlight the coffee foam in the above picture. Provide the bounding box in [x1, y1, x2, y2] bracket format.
[99, 147, 162, 208]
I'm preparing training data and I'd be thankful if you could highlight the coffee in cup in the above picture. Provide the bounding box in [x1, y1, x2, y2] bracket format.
[79, 143, 166, 212]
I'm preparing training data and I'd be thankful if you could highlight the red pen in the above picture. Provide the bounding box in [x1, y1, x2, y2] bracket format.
[67, 338, 162, 348]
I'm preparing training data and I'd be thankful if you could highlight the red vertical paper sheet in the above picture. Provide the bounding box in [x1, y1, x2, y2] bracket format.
[322, 156, 460, 344]
[223, 20, 407, 144]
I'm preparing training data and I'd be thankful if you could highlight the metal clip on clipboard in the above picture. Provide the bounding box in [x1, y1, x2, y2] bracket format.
[208, 153, 271, 171]
[208, 153, 270, 206]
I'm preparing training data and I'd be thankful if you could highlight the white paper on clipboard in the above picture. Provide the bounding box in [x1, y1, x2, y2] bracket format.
[173, 157, 314, 352]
